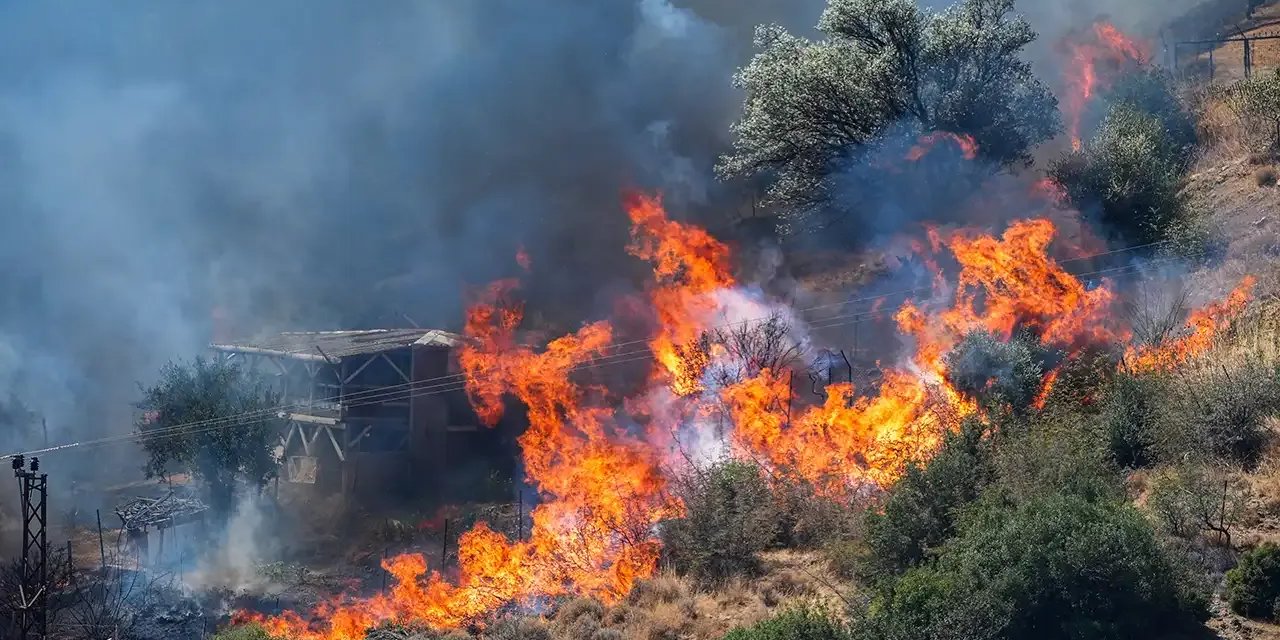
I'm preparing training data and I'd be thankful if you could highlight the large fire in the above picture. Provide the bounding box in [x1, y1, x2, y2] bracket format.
[1062, 21, 1150, 151]
[244, 193, 1254, 639]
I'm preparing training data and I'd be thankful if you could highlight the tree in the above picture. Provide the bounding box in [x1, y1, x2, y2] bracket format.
[719, 0, 1059, 230]
[136, 357, 281, 516]
[860, 494, 1209, 640]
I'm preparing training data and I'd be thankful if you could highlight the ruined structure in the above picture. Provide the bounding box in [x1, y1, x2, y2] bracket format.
[211, 329, 500, 502]
[116, 491, 209, 567]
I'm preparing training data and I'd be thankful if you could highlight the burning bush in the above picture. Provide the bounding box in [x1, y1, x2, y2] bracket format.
[943, 329, 1049, 416]
[1226, 543, 1280, 621]
[859, 494, 1209, 640]
[660, 460, 781, 585]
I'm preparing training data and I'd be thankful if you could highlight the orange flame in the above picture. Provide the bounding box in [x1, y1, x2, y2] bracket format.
[244, 192, 1260, 638]
[1063, 21, 1150, 150]
[1124, 276, 1257, 372]
[624, 192, 735, 395]
[905, 132, 979, 162]
[252, 281, 676, 639]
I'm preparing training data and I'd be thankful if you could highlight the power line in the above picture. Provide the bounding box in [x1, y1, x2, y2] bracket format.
[0, 238, 1188, 460]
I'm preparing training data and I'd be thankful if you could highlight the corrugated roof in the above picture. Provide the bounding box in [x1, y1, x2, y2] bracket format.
[211, 328, 463, 362]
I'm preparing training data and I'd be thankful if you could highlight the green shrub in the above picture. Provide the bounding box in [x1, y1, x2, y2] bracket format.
[860, 494, 1209, 640]
[1220, 69, 1280, 152]
[722, 605, 851, 640]
[943, 330, 1048, 416]
[989, 413, 1123, 505]
[1098, 372, 1166, 468]
[859, 418, 991, 583]
[1104, 67, 1196, 167]
[661, 460, 780, 584]
[1226, 544, 1280, 620]
[770, 476, 859, 549]
[1049, 104, 1188, 247]
[213, 624, 273, 640]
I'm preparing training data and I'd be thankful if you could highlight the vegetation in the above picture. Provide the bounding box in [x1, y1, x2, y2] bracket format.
[719, 0, 1058, 230]
[212, 624, 273, 640]
[722, 605, 850, 640]
[661, 460, 781, 584]
[943, 330, 1048, 416]
[136, 356, 283, 517]
[1226, 543, 1280, 620]
[1221, 69, 1280, 153]
[859, 494, 1209, 640]
[858, 418, 991, 583]
[1050, 104, 1190, 246]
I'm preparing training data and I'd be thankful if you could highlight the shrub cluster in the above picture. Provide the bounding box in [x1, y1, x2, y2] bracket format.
[1226, 544, 1280, 620]
[661, 460, 781, 585]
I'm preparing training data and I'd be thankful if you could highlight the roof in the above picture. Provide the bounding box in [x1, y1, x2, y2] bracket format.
[211, 328, 464, 362]
[115, 492, 208, 531]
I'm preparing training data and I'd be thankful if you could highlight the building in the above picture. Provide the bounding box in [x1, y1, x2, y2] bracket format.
[115, 491, 208, 567]
[211, 329, 502, 502]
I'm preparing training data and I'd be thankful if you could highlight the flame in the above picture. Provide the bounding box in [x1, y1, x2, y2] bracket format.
[906, 132, 979, 162]
[252, 281, 675, 639]
[515, 246, 532, 272]
[624, 192, 735, 395]
[722, 218, 1124, 497]
[1124, 276, 1257, 372]
[1062, 21, 1149, 150]
[243, 191, 1260, 637]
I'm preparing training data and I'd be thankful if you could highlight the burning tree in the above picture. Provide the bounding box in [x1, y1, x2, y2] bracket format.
[136, 357, 282, 518]
[719, 0, 1059, 230]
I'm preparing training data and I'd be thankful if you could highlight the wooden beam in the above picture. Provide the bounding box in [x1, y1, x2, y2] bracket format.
[324, 425, 346, 462]
[349, 425, 374, 449]
[343, 354, 379, 385]
[209, 345, 329, 363]
[279, 412, 342, 426]
[380, 353, 412, 384]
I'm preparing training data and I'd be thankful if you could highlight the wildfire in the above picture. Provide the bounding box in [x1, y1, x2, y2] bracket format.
[1062, 21, 1150, 150]
[1124, 276, 1257, 372]
[251, 281, 676, 639]
[906, 132, 979, 162]
[242, 192, 1259, 638]
[625, 192, 736, 395]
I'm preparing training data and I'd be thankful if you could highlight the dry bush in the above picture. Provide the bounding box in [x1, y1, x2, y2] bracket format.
[487, 616, 551, 640]
[551, 598, 606, 640]
[1147, 463, 1253, 548]
[625, 573, 687, 610]
[1256, 166, 1278, 187]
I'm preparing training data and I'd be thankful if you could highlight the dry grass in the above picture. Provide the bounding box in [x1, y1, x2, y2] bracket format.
[538, 552, 856, 640]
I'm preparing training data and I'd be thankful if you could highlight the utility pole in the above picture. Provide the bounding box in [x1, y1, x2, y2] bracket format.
[12, 454, 49, 640]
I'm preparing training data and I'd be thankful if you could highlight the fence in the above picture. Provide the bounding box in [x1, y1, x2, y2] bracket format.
[1174, 30, 1280, 81]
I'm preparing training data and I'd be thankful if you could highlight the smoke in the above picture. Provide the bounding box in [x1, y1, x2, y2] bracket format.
[186, 493, 276, 593]
[0, 0, 823, 470]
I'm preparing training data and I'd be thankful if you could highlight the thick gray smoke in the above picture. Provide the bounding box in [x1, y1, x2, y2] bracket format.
[0, 0, 824, 469]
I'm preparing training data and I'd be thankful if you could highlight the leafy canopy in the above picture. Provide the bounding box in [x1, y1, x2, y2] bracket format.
[719, 0, 1059, 230]
[136, 357, 282, 515]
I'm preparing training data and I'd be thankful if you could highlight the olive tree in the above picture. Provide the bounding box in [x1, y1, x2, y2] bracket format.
[136, 357, 281, 517]
[719, 0, 1059, 230]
